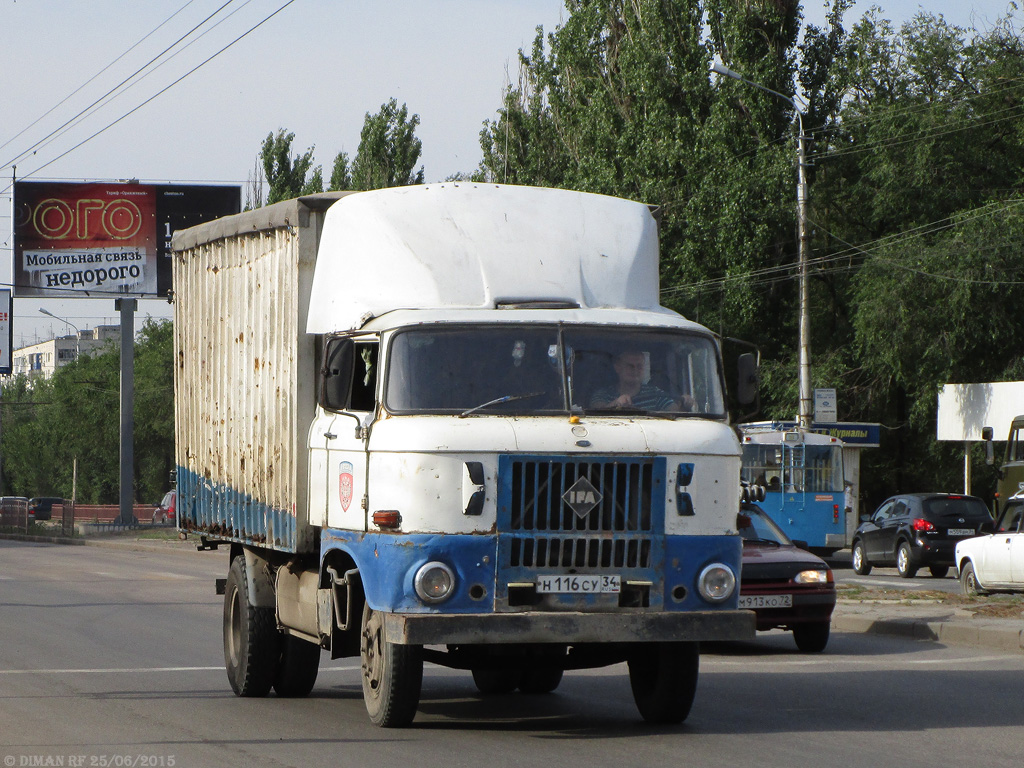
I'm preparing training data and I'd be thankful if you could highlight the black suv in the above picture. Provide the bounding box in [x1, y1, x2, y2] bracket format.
[852, 493, 994, 578]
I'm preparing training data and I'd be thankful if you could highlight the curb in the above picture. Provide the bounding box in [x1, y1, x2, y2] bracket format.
[833, 611, 1024, 654]
[0, 531, 202, 556]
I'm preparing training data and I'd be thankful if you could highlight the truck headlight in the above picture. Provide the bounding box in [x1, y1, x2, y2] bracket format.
[697, 563, 736, 603]
[414, 561, 456, 604]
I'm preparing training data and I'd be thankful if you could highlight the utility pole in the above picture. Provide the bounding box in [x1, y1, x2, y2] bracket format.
[712, 62, 814, 429]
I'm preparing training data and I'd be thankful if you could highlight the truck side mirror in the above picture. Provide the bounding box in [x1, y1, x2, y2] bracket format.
[735, 352, 758, 406]
[320, 337, 354, 412]
[982, 425, 994, 466]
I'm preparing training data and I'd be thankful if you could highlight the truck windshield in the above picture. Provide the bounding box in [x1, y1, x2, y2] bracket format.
[385, 325, 726, 417]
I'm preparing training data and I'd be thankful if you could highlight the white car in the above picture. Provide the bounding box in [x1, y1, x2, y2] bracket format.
[955, 495, 1024, 595]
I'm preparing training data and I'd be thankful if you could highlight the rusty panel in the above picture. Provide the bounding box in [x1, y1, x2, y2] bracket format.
[173, 198, 332, 553]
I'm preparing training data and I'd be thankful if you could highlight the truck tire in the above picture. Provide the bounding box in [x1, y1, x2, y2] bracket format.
[518, 668, 563, 694]
[223, 556, 280, 697]
[273, 635, 321, 697]
[360, 603, 422, 727]
[471, 668, 522, 694]
[628, 641, 699, 724]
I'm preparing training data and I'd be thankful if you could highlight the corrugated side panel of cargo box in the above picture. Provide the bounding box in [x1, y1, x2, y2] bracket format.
[171, 193, 349, 553]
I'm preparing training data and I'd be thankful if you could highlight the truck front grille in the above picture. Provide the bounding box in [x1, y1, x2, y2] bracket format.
[498, 455, 665, 570]
[509, 536, 652, 568]
[505, 457, 660, 533]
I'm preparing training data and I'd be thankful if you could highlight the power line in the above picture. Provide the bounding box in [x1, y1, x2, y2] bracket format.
[0, 0, 298, 195]
[0, 1, 238, 172]
[0, 0, 201, 157]
[660, 197, 1024, 297]
[19, 0, 264, 169]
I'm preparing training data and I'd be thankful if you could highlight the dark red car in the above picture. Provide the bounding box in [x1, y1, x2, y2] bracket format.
[738, 503, 837, 653]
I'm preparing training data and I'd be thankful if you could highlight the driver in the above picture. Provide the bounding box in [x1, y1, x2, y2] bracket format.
[589, 350, 683, 411]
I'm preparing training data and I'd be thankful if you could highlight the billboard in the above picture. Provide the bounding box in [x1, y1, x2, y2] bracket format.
[12, 181, 240, 298]
[0, 289, 11, 374]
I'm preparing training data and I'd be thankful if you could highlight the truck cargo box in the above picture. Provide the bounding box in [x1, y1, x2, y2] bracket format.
[171, 193, 350, 553]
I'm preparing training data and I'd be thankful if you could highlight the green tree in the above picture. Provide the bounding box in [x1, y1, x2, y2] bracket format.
[477, 0, 802, 351]
[261, 128, 323, 204]
[0, 320, 175, 504]
[349, 99, 425, 190]
[329, 151, 352, 191]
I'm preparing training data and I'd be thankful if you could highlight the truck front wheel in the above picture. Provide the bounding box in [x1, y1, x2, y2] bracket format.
[628, 642, 699, 724]
[223, 556, 280, 697]
[360, 603, 423, 727]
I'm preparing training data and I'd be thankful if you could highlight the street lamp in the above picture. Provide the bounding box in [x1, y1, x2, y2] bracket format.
[39, 308, 81, 365]
[712, 61, 813, 429]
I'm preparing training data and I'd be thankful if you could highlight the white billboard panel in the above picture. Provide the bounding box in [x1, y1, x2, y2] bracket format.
[937, 382, 1024, 441]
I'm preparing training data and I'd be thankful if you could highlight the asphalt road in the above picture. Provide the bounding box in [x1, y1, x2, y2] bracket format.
[1, 540, 1022, 768]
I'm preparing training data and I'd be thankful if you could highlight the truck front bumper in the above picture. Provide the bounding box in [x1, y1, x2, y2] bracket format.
[383, 609, 755, 645]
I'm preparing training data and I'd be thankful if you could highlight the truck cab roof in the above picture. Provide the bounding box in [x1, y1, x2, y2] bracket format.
[306, 183, 663, 333]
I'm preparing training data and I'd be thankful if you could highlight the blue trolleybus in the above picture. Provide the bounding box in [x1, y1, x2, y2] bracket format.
[739, 426, 847, 555]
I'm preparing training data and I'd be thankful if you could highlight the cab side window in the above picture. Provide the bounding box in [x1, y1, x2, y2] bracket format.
[320, 337, 378, 413]
[350, 342, 378, 412]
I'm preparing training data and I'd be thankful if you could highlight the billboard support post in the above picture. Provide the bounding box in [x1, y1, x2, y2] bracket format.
[116, 298, 136, 526]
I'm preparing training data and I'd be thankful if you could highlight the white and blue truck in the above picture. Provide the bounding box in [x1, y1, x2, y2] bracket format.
[171, 183, 756, 727]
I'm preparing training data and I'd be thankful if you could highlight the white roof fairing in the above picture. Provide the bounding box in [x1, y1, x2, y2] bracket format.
[306, 184, 663, 333]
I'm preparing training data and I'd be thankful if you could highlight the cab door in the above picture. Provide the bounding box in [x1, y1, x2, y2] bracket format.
[320, 336, 379, 533]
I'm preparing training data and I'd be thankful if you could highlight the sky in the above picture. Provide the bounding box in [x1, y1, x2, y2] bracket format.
[0, 0, 1012, 351]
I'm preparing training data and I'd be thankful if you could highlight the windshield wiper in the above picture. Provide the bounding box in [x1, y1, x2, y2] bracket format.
[459, 392, 545, 418]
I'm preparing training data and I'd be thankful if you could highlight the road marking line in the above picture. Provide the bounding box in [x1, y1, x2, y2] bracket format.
[0, 664, 359, 675]
[705, 655, 1021, 668]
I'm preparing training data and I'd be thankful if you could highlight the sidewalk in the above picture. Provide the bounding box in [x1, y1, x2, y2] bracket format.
[834, 598, 1024, 654]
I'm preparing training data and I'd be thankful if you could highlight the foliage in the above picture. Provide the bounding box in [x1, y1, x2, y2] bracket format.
[348, 98, 425, 190]
[475, 1, 1024, 507]
[477, 0, 804, 354]
[0, 319, 174, 504]
[268, 100, 425, 196]
[261, 128, 323, 204]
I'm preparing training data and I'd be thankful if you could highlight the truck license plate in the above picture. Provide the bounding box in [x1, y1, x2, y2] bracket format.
[738, 594, 793, 609]
[948, 528, 975, 537]
[536, 574, 621, 594]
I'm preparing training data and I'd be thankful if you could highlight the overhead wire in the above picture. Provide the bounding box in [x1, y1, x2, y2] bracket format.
[0, 0, 297, 196]
[21, 0, 260, 167]
[0, 0, 238, 173]
[0, 0, 201, 157]
[659, 197, 1024, 298]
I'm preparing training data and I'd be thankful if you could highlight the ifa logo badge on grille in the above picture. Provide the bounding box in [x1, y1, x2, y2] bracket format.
[562, 476, 603, 518]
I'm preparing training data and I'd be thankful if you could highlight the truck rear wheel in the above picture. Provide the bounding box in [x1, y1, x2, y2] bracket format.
[223, 556, 280, 697]
[518, 668, 563, 694]
[471, 668, 522, 694]
[628, 642, 699, 724]
[273, 635, 321, 697]
[360, 603, 422, 727]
